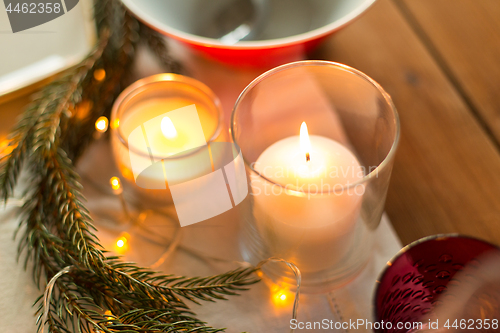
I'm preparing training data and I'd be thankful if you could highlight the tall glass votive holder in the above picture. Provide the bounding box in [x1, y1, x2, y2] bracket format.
[231, 60, 400, 292]
[110, 73, 225, 207]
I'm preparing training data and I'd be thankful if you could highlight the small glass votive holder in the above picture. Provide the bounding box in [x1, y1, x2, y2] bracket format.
[110, 73, 225, 206]
[231, 60, 400, 292]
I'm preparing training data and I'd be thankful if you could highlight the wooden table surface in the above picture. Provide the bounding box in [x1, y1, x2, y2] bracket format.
[2, 0, 500, 247]
[313, 0, 500, 246]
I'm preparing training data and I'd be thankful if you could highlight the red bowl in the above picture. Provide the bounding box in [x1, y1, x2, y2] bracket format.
[121, 0, 377, 67]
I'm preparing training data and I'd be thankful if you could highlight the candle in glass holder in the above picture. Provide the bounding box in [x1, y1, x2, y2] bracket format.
[121, 98, 217, 186]
[252, 122, 364, 272]
[111, 74, 223, 203]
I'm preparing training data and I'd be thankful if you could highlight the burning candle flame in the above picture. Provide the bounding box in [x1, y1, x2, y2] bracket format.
[300, 122, 311, 162]
[161, 116, 177, 139]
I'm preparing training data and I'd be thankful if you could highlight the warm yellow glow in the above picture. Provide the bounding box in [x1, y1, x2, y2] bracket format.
[104, 310, 113, 324]
[284, 188, 307, 197]
[161, 116, 177, 139]
[300, 122, 311, 162]
[95, 116, 109, 132]
[93, 69, 106, 81]
[0, 138, 14, 157]
[271, 287, 294, 307]
[111, 118, 120, 129]
[120, 167, 133, 180]
[75, 100, 93, 120]
[110, 176, 121, 190]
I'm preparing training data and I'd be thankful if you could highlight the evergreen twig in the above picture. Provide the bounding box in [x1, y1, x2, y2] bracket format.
[0, 1, 259, 332]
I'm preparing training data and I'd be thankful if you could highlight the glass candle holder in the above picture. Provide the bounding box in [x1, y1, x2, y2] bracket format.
[111, 74, 225, 206]
[374, 235, 500, 333]
[231, 60, 400, 292]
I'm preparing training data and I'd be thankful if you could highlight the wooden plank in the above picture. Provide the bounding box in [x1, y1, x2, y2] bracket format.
[312, 0, 500, 245]
[400, 0, 500, 144]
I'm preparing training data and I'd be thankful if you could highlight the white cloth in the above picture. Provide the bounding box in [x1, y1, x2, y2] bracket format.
[0, 204, 39, 333]
[0, 41, 403, 333]
[0, 193, 401, 333]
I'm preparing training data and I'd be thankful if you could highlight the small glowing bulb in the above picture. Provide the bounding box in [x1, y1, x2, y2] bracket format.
[94, 69, 106, 81]
[116, 238, 126, 248]
[115, 233, 129, 253]
[161, 117, 177, 139]
[300, 121, 311, 162]
[110, 177, 121, 190]
[95, 116, 109, 132]
[104, 310, 113, 324]
[271, 287, 293, 306]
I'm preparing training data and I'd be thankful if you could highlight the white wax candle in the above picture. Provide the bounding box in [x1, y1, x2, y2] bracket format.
[112, 97, 219, 191]
[252, 123, 364, 272]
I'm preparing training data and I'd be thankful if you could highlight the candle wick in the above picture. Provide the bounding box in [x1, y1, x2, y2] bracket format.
[306, 152, 310, 162]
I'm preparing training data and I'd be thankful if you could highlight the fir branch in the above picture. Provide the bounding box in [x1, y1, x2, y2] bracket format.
[0, 31, 109, 203]
[33, 31, 110, 156]
[0, 94, 52, 202]
[0, 0, 260, 332]
[139, 23, 183, 74]
[148, 268, 259, 304]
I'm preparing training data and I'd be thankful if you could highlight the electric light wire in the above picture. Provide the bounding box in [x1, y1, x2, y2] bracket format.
[39, 266, 72, 333]
[38, 133, 302, 332]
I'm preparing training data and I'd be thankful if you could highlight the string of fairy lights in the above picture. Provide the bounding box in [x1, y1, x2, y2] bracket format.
[3, 107, 302, 333]
[92, 115, 302, 328]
